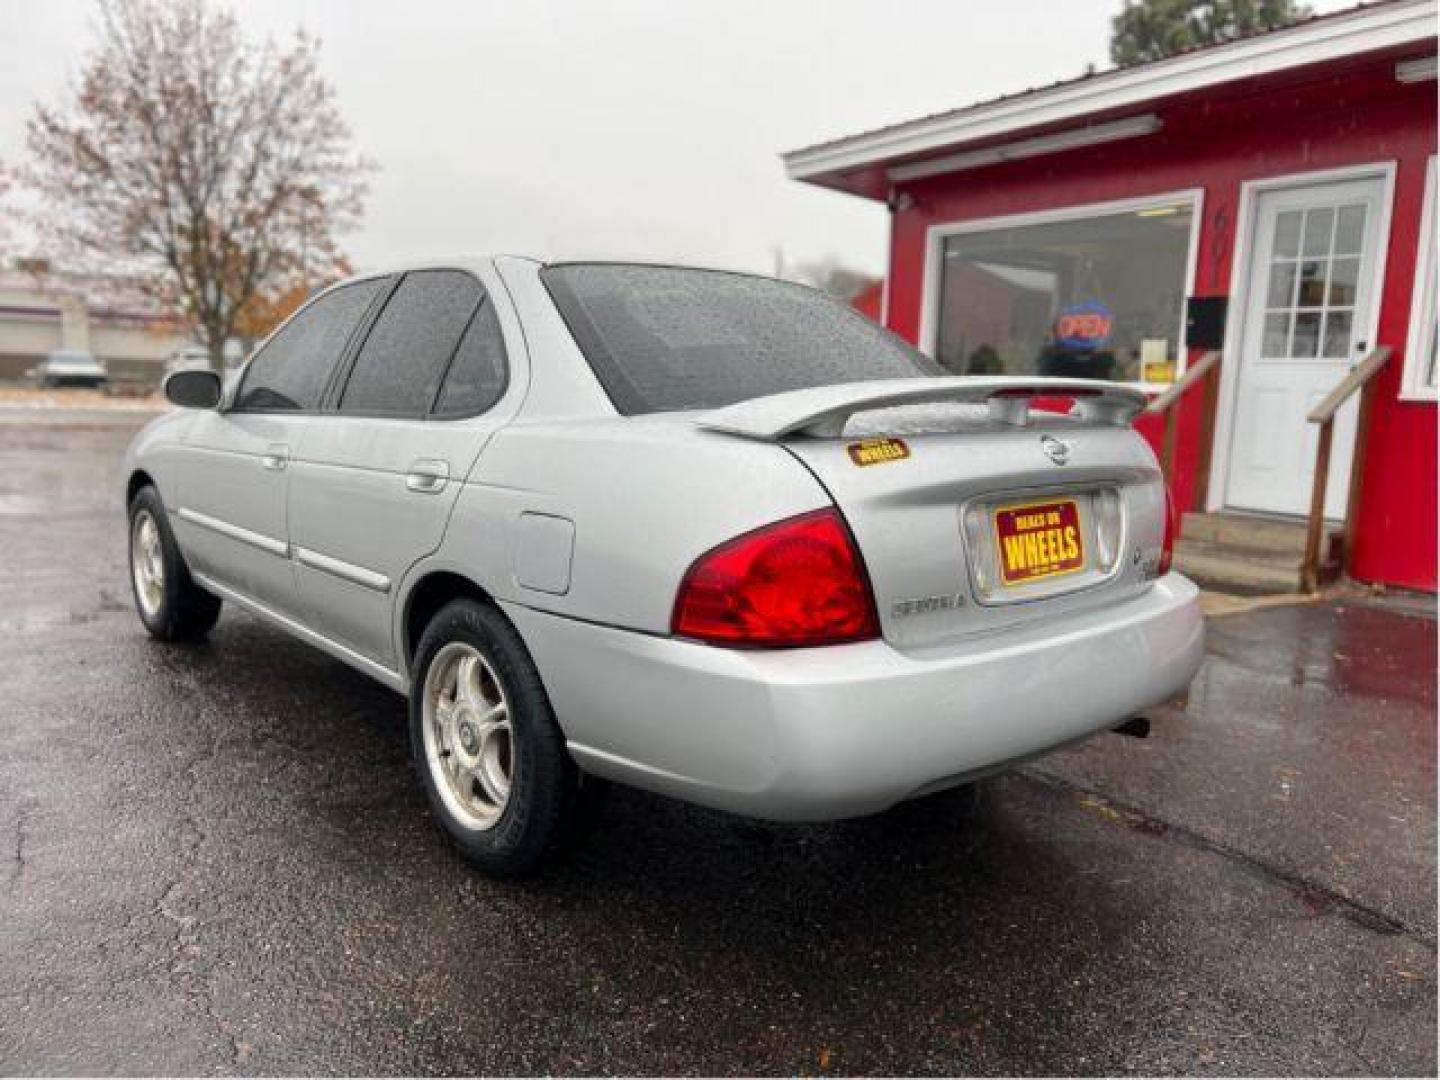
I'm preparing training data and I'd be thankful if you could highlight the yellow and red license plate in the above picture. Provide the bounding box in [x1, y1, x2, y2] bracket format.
[993, 498, 1085, 586]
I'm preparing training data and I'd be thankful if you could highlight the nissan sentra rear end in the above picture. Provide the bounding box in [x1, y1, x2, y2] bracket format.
[487, 260, 1205, 821]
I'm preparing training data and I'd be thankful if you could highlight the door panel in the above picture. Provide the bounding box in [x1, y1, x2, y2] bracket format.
[170, 277, 388, 615]
[172, 411, 305, 611]
[287, 419, 488, 666]
[287, 271, 515, 667]
[1225, 176, 1386, 517]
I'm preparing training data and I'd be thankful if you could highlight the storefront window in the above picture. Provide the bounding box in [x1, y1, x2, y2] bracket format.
[933, 199, 1195, 385]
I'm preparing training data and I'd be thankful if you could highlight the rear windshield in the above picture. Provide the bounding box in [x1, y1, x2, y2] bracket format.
[541, 263, 940, 414]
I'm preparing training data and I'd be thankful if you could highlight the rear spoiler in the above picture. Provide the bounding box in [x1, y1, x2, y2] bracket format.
[696, 377, 1149, 440]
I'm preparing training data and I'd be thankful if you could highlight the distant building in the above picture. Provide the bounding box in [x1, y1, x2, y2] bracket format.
[0, 266, 193, 386]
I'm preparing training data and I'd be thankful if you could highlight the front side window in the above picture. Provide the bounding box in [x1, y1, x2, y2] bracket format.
[933, 199, 1195, 385]
[542, 263, 938, 415]
[339, 270, 483, 417]
[234, 279, 385, 411]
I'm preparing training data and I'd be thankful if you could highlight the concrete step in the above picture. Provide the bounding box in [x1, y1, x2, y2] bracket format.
[1181, 511, 1318, 555]
[1173, 537, 1305, 596]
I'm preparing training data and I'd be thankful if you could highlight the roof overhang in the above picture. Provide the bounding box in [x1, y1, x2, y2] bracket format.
[784, 0, 1438, 200]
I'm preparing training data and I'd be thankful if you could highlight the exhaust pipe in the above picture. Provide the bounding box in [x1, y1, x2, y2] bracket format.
[1112, 716, 1150, 739]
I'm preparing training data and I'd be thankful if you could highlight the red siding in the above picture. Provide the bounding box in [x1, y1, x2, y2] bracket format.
[884, 53, 1437, 591]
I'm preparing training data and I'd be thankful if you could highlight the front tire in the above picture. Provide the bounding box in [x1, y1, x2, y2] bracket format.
[128, 485, 222, 642]
[409, 599, 577, 876]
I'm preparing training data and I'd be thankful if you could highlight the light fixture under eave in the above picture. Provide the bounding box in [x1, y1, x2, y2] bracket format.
[1396, 55, 1437, 83]
[886, 114, 1163, 184]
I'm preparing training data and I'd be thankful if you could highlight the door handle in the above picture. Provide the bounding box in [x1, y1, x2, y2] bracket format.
[405, 459, 450, 494]
[261, 444, 290, 471]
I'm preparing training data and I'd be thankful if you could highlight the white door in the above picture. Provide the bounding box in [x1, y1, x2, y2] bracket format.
[1225, 175, 1388, 518]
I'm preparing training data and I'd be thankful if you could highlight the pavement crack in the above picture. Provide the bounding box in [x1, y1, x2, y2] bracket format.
[9, 800, 33, 886]
[1020, 768, 1436, 949]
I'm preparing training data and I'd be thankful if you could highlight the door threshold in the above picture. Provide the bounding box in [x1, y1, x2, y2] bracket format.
[1214, 507, 1340, 527]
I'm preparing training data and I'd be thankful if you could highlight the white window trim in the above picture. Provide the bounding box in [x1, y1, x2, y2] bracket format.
[1401, 156, 1438, 402]
[918, 188, 1204, 393]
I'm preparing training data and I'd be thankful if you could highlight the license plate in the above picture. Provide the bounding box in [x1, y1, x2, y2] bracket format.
[993, 498, 1084, 586]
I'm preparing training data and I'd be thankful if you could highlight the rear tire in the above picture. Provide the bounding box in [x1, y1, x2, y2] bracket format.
[409, 599, 578, 876]
[128, 485, 222, 642]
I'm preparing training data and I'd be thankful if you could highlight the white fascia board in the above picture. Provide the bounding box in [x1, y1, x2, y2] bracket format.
[784, 0, 1437, 183]
[886, 115, 1162, 183]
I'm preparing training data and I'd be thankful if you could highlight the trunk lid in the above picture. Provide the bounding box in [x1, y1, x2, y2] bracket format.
[697, 379, 1168, 653]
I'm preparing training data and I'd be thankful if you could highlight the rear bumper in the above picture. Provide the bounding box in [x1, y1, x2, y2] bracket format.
[503, 573, 1204, 821]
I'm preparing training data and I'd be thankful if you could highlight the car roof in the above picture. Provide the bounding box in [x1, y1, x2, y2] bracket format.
[339, 254, 779, 282]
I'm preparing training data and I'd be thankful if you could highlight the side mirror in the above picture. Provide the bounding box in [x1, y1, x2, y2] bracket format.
[163, 369, 223, 410]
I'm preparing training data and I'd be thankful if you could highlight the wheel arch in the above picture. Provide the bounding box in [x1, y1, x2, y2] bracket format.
[126, 468, 156, 508]
[401, 570, 501, 675]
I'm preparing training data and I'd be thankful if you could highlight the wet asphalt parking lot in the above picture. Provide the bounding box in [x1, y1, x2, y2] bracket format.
[0, 409, 1435, 1076]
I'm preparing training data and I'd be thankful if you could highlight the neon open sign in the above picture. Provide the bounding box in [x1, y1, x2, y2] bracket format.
[1054, 300, 1114, 351]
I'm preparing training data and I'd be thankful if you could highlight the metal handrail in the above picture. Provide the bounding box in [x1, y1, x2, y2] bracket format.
[1301, 345, 1392, 593]
[1145, 349, 1222, 488]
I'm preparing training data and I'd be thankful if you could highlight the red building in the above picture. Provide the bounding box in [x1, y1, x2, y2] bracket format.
[789, 0, 1437, 592]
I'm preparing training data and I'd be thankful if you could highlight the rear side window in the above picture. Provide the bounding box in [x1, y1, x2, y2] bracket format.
[433, 298, 508, 418]
[541, 263, 939, 414]
[235, 279, 384, 411]
[339, 270, 482, 417]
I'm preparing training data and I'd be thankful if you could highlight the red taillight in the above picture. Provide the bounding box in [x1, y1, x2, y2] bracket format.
[1158, 485, 1177, 576]
[672, 508, 880, 648]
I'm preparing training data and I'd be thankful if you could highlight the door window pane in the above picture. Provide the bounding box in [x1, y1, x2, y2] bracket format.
[1273, 211, 1303, 257]
[1322, 312, 1353, 358]
[1302, 208, 1334, 256]
[433, 298, 509, 417]
[235, 280, 384, 411]
[1292, 312, 1322, 358]
[1262, 313, 1291, 356]
[339, 270, 482, 417]
[933, 200, 1194, 383]
[1265, 261, 1298, 308]
[1334, 204, 1366, 255]
[1296, 261, 1326, 307]
[1328, 257, 1359, 307]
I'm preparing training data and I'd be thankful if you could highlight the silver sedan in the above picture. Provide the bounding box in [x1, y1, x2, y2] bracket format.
[123, 258, 1203, 875]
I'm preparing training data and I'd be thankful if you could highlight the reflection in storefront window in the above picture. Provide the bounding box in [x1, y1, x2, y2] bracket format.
[934, 200, 1194, 384]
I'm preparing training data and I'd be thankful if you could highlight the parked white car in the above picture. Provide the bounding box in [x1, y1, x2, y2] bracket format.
[123, 258, 1204, 874]
[34, 348, 107, 388]
[163, 346, 214, 375]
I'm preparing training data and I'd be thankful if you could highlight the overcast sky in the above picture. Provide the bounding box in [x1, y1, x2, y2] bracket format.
[2, 0, 1355, 279]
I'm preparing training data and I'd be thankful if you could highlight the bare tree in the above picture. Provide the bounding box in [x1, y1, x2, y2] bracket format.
[20, 0, 371, 368]
[790, 256, 878, 304]
[0, 166, 15, 261]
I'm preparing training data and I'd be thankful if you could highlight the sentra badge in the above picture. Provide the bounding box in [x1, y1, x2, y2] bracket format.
[847, 437, 910, 467]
